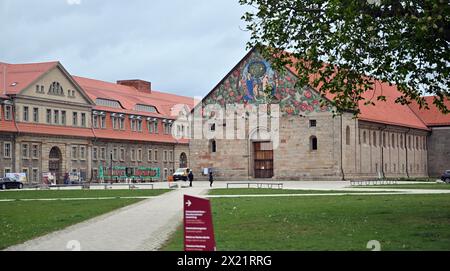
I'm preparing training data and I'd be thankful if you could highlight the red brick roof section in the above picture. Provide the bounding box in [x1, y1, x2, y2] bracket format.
[408, 96, 450, 127]
[284, 58, 429, 131]
[0, 61, 58, 95]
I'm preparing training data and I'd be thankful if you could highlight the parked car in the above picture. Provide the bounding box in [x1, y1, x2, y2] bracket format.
[0, 177, 24, 190]
[441, 170, 450, 183]
[173, 168, 189, 181]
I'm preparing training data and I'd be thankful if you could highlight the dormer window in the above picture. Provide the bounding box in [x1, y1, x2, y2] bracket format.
[48, 82, 64, 96]
[135, 104, 157, 113]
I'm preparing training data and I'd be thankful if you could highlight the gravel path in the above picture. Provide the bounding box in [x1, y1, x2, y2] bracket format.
[5, 187, 207, 251]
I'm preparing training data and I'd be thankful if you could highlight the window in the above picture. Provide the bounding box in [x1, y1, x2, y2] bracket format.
[3, 168, 11, 177]
[135, 104, 157, 113]
[93, 115, 99, 128]
[363, 131, 367, 144]
[54, 110, 59, 124]
[120, 148, 125, 161]
[61, 111, 66, 125]
[71, 146, 78, 160]
[137, 149, 142, 161]
[22, 168, 29, 182]
[100, 116, 106, 129]
[3, 142, 11, 158]
[310, 136, 318, 151]
[408, 136, 411, 149]
[73, 112, 78, 126]
[416, 137, 419, 149]
[137, 120, 142, 132]
[392, 134, 395, 148]
[32, 168, 39, 183]
[382, 133, 386, 148]
[35, 85, 40, 93]
[4, 105, 12, 120]
[112, 117, 118, 130]
[46, 109, 52, 124]
[309, 120, 317, 127]
[345, 126, 350, 145]
[119, 118, 125, 130]
[164, 150, 168, 162]
[95, 98, 122, 108]
[32, 144, 39, 159]
[210, 140, 217, 153]
[100, 147, 106, 160]
[113, 148, 118, 161]
[169, 151, 173, 162]
[81, 113, 86, 127]
[154, 149, 158, 161]
[148, 149, 153, 161]
[163, 168, 168, 180]
[79, 146, 86, 160]
[93, 147, 98, 160]
[33, 108, 39, 122]
[23, 106, 29, 122]
[400, 135, 404, 149]
[130, 119, 136, 131]
[22, 143, 29, 159]
[149, 121, 154, 133]
[373, 132, 377, 147]
[131, 149, 136, 161]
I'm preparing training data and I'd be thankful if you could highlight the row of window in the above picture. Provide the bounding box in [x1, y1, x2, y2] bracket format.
[18, 105, 88, 127]
[92, 147, 174, 162]
[356, 128, 427, 150]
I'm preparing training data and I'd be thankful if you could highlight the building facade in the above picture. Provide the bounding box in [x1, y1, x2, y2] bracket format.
[188, 49, 446, 180]
[0, 61, 193, 184]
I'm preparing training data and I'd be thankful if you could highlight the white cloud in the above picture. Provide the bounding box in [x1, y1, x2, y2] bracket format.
[0, 0, 251, 97]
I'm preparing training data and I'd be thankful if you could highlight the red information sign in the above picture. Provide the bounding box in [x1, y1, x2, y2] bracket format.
[184, 195, 216, 251]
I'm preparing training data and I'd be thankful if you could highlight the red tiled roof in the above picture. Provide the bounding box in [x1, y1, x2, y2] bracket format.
[284, 56, 429, 131]
[73, 76, 196, 118]
[408, 96, 450, 127]
[0, 61, 58, 95]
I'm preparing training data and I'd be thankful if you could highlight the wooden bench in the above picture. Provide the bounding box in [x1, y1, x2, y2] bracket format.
[350, 179, 398, 186]
[226, 182, 284, 189]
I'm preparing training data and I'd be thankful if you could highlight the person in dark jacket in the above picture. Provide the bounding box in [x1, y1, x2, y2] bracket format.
[188, 170, 194, 187]
[209, 171, 214, 187]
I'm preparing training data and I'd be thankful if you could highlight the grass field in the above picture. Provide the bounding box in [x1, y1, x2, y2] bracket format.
[209, 188, 395, 195]
[0, 189, 169, 250]
[358, 183, 450, 190]
[163, 193, 450, 251]
[0, 189, 168, 200]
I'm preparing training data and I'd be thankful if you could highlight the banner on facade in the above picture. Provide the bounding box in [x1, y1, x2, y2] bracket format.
[184, 195, 216, 251]
[101, 166, 160, 180]
[6, 173, 27, 183]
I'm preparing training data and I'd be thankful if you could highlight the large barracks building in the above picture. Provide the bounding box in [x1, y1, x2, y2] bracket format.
[1, 48, 449, 183]
[189, 48, 450, 180]
[0, 61, 193, 184]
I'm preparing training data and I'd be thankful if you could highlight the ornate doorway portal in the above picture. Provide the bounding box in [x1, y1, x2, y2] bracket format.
[180, 152, 188, 168]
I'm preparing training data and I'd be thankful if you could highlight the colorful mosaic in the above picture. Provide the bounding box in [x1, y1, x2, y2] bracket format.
[203, 51, 331, 116]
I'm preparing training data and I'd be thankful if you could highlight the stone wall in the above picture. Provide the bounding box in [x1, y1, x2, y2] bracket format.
[427, 127, 450, 177]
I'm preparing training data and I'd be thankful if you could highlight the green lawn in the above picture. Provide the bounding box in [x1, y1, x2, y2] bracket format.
[0, 198, 142, 249]
[358, 183, 450, 190]
[163, 194, 450, 251]
[0, 189, 168, 200]
[0, 189, 169, 249]
[209, 188, 394, 195]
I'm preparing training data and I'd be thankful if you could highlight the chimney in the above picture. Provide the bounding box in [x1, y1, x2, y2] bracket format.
[117, 79, 151, 93]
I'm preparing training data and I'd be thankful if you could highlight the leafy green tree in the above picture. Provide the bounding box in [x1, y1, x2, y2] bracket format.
[240, 0, 449, 114]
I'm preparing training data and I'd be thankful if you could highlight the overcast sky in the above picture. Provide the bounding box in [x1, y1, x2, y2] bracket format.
[0, 0, 252, 98]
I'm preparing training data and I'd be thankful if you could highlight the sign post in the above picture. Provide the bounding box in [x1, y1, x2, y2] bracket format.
[184, 195, 216, 251]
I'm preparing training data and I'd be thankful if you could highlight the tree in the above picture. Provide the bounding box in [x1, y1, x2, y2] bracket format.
[239, 0, 450, 115]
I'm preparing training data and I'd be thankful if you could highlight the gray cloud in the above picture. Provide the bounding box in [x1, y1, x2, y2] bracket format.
[0, 0, 252, 97]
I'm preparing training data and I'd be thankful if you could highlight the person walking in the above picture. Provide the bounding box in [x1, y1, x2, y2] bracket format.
[188, 170, 194, 187]
[209, 171, 214, 187]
